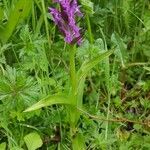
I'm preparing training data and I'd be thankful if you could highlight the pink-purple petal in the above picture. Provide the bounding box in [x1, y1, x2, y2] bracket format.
[49, 0, 83, 45]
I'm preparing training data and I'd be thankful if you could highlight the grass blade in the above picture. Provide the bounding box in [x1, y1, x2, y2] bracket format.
[0, 0, 33, 43]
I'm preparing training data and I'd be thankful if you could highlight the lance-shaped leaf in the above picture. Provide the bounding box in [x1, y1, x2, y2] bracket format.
[77, 49, 114, 82]
[75, 49, 114, 113]
[24, 94, 70, 112]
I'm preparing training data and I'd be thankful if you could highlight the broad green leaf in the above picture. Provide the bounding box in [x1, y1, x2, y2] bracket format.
[77, 49, 114, 82]
[72, 134, 85, 150]
[24, 132, 42, 150]
[0, 0, 33, 43]
[80, 0, 94, 14]
[24, 94, 70, 112]
[0, 142, 6, 150]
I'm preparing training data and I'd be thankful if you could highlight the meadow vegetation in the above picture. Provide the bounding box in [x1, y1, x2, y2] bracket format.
[0, 0, 150, 149]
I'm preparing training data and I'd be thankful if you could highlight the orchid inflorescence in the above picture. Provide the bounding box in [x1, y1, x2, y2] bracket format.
[49, 0, 83, 45]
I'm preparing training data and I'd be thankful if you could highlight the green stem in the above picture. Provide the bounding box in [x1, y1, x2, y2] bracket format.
[69, 45, 77, 101]
[69, 45, 78, 144]
[41, 0, 51, 48]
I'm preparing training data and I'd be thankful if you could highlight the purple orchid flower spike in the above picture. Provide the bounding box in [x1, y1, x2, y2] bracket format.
[49, 0, 83, 45]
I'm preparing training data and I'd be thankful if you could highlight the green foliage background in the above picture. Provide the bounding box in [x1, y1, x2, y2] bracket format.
[0, 0, 150, 149]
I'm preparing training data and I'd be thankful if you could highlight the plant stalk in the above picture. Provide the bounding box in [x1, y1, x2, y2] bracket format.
[69, 45, 77, 135]
[69, 45, 77, 101]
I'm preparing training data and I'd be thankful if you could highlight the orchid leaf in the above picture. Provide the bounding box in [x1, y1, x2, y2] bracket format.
[24, 94, 70, 112]
[75, 49, 114, 115]
[77, 49, 114, 82]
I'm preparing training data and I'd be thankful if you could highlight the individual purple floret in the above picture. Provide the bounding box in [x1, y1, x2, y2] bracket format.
[49, 0, 83, 45]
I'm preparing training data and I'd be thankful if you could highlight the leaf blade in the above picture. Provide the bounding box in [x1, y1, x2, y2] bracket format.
[24, 94, 70, 112]
[77, 49, 114, 82]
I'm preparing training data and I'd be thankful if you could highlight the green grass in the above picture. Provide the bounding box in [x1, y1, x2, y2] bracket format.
[0, 0, 150, 149]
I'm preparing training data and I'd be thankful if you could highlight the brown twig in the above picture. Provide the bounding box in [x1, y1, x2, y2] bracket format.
[125, 62, 150, 68]
[77, 107, 150, 126]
